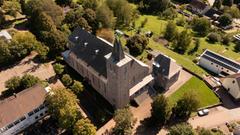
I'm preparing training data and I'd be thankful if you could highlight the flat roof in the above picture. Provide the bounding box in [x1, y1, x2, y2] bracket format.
[0, 85, 47, 128]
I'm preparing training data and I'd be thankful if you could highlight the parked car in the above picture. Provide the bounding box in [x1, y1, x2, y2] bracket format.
[198, 109, 209, 116]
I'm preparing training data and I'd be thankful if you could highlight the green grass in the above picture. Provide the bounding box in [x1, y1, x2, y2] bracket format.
[168, 77, 220, 108]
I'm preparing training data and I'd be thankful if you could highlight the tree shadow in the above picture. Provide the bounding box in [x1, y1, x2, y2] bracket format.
[134, 117, 163, 135]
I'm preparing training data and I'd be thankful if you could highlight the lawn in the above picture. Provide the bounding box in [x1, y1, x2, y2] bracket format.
[123, 14, 240, 77]
[168, 77, 220, 108]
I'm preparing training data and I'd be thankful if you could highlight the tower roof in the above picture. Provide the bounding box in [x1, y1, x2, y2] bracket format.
[112, 36, 125, 62]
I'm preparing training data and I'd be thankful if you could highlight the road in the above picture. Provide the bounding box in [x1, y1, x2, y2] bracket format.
[189, 106, 240, 129]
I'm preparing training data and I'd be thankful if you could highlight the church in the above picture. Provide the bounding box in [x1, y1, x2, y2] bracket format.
[62, 28, 153, 108]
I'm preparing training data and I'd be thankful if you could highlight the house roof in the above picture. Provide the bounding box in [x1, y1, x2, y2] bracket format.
[0, 85, 47, 128]
[204, 8, 222, 18]
[68, 28, 113, 78]
[188, 0, 209, 11]
[200, 49, 240, 73]
[153, 53, 182, 78]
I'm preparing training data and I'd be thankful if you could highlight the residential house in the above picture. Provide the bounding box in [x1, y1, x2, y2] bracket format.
[199, 49, 240, 76]
[152, 52, 182, 90]
[222, 73, 240, 100]
[62, 28, 153, 109]
[187, 0, 210, 15]
[0, 85, 50, 135]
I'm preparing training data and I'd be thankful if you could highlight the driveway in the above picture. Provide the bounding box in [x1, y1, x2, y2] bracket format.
[0, 52, 62, 94]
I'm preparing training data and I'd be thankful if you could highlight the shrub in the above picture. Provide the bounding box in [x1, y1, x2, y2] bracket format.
[20, 74, 41, 89]
[5, 76, 21, 91]
[222, 35, 231, 45]
[53, 63, 64, 75]
[71, 80, 84, 94]
[61, 74, 73, 87]
[207, 33, 221, 43]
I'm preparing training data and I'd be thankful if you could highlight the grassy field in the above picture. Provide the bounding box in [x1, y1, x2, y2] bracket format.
[168, 77, 220, 108]
[123, 15, 240, 77]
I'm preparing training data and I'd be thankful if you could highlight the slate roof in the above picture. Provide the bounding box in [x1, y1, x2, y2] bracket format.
[188, 0, 209, 12]
[0, 85, 47, 128]
[153, 53, 181, 78]
[204, 8, 222, 18]
[201, 50, 240, 73]
[68, 28, 113, 78]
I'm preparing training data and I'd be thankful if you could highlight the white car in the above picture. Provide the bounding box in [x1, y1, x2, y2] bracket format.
[198, 109, 209, 116]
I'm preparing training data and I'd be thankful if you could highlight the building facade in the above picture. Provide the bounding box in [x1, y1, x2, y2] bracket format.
[0, 85, 50, 135]
[222, 73, 240, 100]
[63, 28, 153, 108]
[199, 49, 240, 76]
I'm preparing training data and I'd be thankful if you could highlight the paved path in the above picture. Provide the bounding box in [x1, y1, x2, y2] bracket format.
[0, 52, 59, 94]
[189, 106, 240, 129]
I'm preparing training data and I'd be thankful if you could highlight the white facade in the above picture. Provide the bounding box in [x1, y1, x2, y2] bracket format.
[222, 78, 240, 100]
[0, 104, 48, 135]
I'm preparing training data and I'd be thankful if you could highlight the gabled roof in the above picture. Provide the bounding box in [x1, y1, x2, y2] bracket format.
[153, 53, 181, 78]
[200, 49, 240, 73]
[188, 0, 209, 12]
[0, 85, 47, 128]
[68, 28, 113, 78]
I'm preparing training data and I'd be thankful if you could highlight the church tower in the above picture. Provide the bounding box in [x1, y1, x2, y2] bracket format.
[105, 37, 132, 109]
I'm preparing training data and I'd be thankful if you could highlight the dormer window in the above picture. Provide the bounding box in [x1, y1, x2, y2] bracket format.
[84, 42, 88, 47]
[95, 49, 99, 55]
[75, 36, 79, 40]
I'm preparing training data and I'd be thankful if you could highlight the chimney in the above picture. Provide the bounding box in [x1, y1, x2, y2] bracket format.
[13, 93, 17, 98]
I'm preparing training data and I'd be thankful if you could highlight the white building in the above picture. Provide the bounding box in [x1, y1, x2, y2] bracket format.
[0, 85, 50, 135]
[199, 49, 240, 76]
[222, 73, 240, 100]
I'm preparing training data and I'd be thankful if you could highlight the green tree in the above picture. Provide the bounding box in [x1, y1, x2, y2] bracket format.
[172, 92, 200, 119]
[71, 81, 84, 95]
[82, 0, 99, 10]
[168, 123, 194, 135]
[213, 0, 222, 9]
[126, 34, 149, 56]
[140, 0, 170, 13]
[173, 30, 192, 54]
[5, 76, 21, 91]
[46, 88, 81, 129]
[53, 63, 65, 75]
[151, 94, 171, 125]
[225, 5, 240, 18]
[0, 39, 11, 65]
[61, 74, 73, 87]
[73, 118, 96, 135]
[164, 21, 178, 42]
[218, 13, 233, 27]
[222, 34, 231, 45]
[20, 74, 40, 89]
[207, 32, 221, 43]
[96, 4, 115, 28]
[1, 0, 21, 17]
[106, 0, 134, 27]
[198, 128, 213, 135]
[235, 42, 240, 52]
[162, 7, 178, 20]
[192, 17, 211, 36]
[113, 107, 135, 135]
[222, 0, 233, 6]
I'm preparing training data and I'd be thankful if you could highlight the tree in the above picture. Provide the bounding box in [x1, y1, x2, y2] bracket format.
[1, 0, 21, 17]
[82, 0, 99, 10]
[173, 30, 192, 54]
[0, 39, 11, 65]
[73, 118, 96, 135]
[25, 0, 63, 26]
[172, 92, 200, 119]
[71, 81, 84, 95]
[96, 28, 115, 43]
[225, 5, 240, 18]
[20, 74, 41, 89]
[5, 76, 21, 91]
[113, 107, 135, 135]
[192, 17, 211, 36]
[140, 0, 170, 13]
[0, 0, 4, 6]
[198, 128, 213, 135]
[55, 0, 72, 6]
[168, 123, 194, 135]
[213, 0, 222, 9]
[61, 74, 73, 87]
[96, 4, 115, 28]
[222, 34, 231, 45]
[106, 0, 134, 27]
[46, 88, 81, 129]
[218, 13, 233, 27]
[162, 7, 178, 20]
[222, 0, 233, 6]
[207, 32, 221, 43]
[126, 34, 149, 56]
[164, 21, 178, 42]
[151, 94, 171, 125]
[53, 63, 65, 75]
[235, 42, 240, 52]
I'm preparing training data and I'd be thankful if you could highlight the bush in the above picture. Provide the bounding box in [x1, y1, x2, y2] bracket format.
[176, 17, 186, 27]
[222, 35, 231, 45]
[61, 74, 73, 87]
[161, 7, 177, 20]
[20, 74, 41, 89]
[71, 80, 84, 94]
[218, 13, 232, 27]
[5, 76, 21, 91]
[53, 63, 64, 75]
[207, 33, 221, 43]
